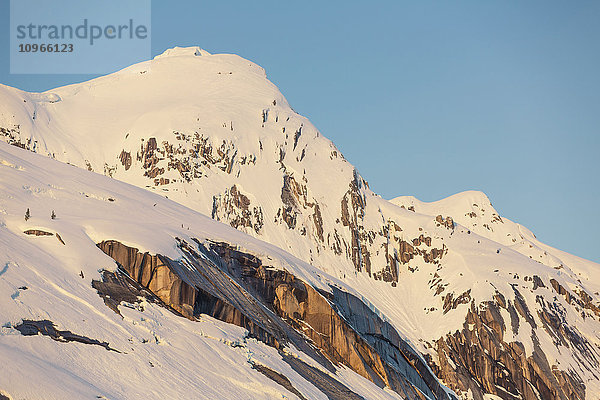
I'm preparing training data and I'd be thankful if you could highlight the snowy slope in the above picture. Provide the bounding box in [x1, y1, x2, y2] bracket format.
[1, 46, 599, 400]
[0, 140, 429, 400]
[391, 191, 600, 296]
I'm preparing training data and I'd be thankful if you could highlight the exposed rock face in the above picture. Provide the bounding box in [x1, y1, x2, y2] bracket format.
[1, 126, 30, 151]
[269, 274, 439, 399]
[275, 173, 325, 244]
[327, 286, 453, 400]
[92, 269, 167, 317]
[206, 240, 456, 399]
[14, 320, 119, 352]
[96, 239, 456, 400]
[282, 354, 366, 400]
[23, 229, 65, 245]
[96, 240, 197, 318]
[340, 171, 371, 274]
[280, 174, 302, 229]
[435, 215, 455, 230]
[442, 290, 472, 314]
[212, 185, 264, 234]
[132, 133, 252, 186]
[549, 278, 600, 317]
[250, 363, 308, 400]
[430, 296, 589, 400]
[23, 229, 53, 236]
[119, 150, 132, 170]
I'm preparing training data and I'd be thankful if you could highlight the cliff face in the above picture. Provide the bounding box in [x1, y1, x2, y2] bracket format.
[96, 239, 455, 400]
[431, 299, 587, 400]
[96, 241, 196, 318]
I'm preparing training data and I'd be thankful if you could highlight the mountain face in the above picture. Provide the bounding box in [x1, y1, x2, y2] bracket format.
[1, 141, 453, 400]
[1, 46, 599, 400]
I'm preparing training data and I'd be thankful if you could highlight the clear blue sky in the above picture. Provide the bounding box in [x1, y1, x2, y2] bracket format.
[1, 0, 599, 262]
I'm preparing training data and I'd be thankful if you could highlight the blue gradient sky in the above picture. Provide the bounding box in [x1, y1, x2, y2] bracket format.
[1, 1, 599, 262]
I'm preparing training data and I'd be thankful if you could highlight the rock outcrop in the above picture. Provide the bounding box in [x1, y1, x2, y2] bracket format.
[430, 296, 589, 400]
[212, 185, 264, 234]
[14, 320, 119, 352]
[23, 229, 53, 236]
[97, 240, 197, 318]
[96, 239, 456, 400]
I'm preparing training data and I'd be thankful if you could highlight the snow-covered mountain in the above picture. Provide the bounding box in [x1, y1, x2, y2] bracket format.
[1, 46, 599, 400]
[1, 140, 454, 400]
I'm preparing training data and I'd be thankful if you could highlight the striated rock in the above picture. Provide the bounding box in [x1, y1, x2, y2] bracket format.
[282, 355, 365, 400]
[92, 269, 167, 317]
[430, 297, 588, 400]
[97, 239, 454, 400]
[98, 239, 325, 354]
[97, 240, 197, 318]
[209, 240, 453, 399]
[328, 287, 453, 400]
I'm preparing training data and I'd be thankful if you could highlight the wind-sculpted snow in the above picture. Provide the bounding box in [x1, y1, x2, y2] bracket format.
[1, 47, 600, 399]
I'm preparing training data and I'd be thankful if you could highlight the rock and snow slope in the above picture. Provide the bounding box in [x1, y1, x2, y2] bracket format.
[0, 141, 449, 400]
[1, 46, 599, 399]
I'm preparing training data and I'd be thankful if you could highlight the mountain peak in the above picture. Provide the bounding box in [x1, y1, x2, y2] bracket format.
[153, 46, 211, 59]
[391, 190, 494, 215]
